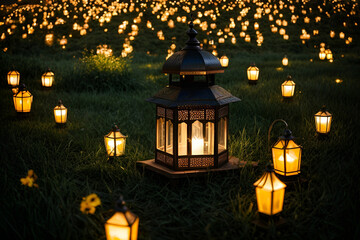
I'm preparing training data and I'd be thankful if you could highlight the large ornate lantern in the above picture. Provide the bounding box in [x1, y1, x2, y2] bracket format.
[146, 21, 240, 171]
[247, 63, 259, 84]
[254, 165, 286, 216]
[281, 75, 295, 98]
[7, 70, 20, 87]
[314, 106, 332, 134]
[13, 84, 33, 113]
[54, 100, 67, 125]
[105, 196, 139, 240]
[41, 70, 54, 87]
[104, 125, 127, 157]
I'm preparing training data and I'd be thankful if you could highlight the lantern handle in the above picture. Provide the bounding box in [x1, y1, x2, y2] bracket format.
[267, 119, 288, 151]
[114, 195, 128, 212]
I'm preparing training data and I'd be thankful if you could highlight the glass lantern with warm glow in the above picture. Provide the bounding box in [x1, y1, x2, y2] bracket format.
[314, 106, 332, 134]
[13, 84, 33, 113]
[105, 197, 139, 240]
[7, 70, 20, 87]
[281, 75, 295, 98]
[247, 63, 259, 84]
[41, 70, 54, 87]
[319, 51, 326, 60]
[272, 129, 302, 176]
[147, 21, 240, 171]
[219, 56, 229, 68]
[254, 166, 286, 216]
[282, 56, 288, 66]
[104, 125, 128, 157]
[54, 100, 67, 125]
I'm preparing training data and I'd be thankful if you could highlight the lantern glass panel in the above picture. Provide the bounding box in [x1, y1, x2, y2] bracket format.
[205, 122, 214, 155]
[166, 120, 173, 154]
[104, 131, 126, 156]
[13, 90, 33, 112]
[178, 122, 187, 156]
[54, 104, 67, 124]
[315, 111, 332, 134]
[156, 118, 165, 151]
[272, 139, 301, 176]
[218, 117, 227, 153]
[192, 120, 204, 155]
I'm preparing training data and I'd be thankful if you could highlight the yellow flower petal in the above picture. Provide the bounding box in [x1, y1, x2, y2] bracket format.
[85, 193, 101, 207]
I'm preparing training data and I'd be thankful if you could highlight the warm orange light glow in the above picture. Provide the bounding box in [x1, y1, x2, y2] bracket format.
[7, 71, 20, 87]
[314, 106, 332, 134]
[282, 56, 288, 66]
[104, 125, 127, 157]
[254, 168, 286, 216]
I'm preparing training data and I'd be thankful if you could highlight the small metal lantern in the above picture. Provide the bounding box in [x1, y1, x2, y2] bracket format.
[104, 124, 128, 157]
[247, 63, 259, 84]
[13, 84, 33, 113]
[254, 165, 286, 216]
[219, 55, 229, 68]
[54, 100, 67, 125]
[7, 70, 20, 87]
[42, 69, 54, 87]
[281, 75, 295, 98]
[314, 106, 332, 134]
[105, 196, 139, 240]
[282, 55, 288, 66]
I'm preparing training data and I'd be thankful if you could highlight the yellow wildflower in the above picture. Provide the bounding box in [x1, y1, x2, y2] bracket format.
[80, 193, 101, 214]
[20, 169, 39, 188]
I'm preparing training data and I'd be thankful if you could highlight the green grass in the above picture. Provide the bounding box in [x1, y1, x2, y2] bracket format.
[1, 0, 360, 239]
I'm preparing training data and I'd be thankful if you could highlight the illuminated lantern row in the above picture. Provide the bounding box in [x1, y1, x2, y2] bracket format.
[247, 63, 259, 84]
[254, 165, 286, 216]
[281, 75, 295, 98]
[13, 84, 33, 113]
[104, 125, 128, 157]
[105, 197, 139, 240]
[7, 70, 20, 87]
[147, 21, 240, 171]
[42, 70, 54, 87]
[272, 128, 302, 176]
[54, 100, 67, 125]
[314, 106, 332, 135]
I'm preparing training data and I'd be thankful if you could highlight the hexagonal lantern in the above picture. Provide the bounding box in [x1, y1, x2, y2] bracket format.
[146, 21, 240, 171]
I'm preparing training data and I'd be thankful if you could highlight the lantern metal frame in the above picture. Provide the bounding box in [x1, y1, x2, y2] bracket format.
[105, 196, 139, 240]
[314, 105, 332, 135]
[268, 119, 302, 178]
[139, 19, 245, 177]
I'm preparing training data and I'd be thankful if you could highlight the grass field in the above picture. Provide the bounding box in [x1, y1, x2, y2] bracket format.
[1, 0, 360, 239]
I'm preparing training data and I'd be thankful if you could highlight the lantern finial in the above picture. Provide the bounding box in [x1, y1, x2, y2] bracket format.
[58, 99, 62, 105]
[287, 75, 292, 80]
[321, 105, 327, 112]
[18, 83, 26, 91]
[185, 14, 200, 49]
[114, 195, 128, 213]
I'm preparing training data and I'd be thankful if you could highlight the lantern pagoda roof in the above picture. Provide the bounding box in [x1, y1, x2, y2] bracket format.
[147, 85, 240, 107]
[162, 21, 224, 75]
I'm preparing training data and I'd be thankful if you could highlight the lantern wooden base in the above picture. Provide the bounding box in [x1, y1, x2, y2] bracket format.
[137, 156, 258, 179]
[248, 80, 258, 85]
[252, 213, 287, 229]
